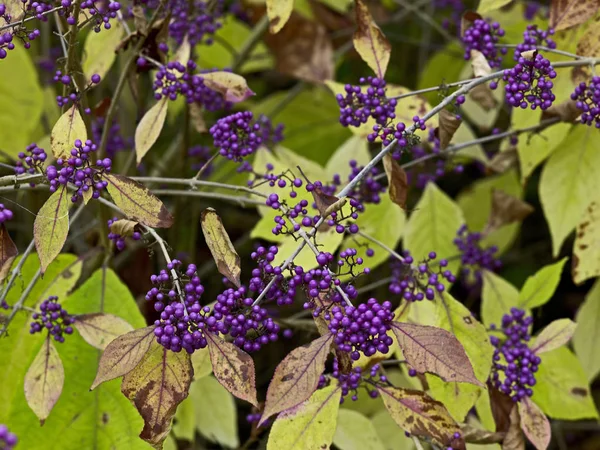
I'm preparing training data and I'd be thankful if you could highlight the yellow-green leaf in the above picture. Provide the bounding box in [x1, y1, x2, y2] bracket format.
[325, 135, 371, 181]
[532, 319, 577, 355]
[191, 346, 212, 380]
[105, 173, 174, 228]
[267, 0, 294, 33]
[51, 105, 87, 160]
[267, 383, 342, 450]
[201, 208, 241, 287]
[540, 126, 600, 257]
[481, 271, 520, 328]
[371, 409, 416, 450]
[82, 19, 124, 80]
[518, 258, 567, 309]
[426, 375, 482, 422]
[573, 199, 600, 284]
[24, 336, 64, 423]
[34, 187, 70, 274]
[135, 97, 168, 164]
[477, 0, 512, 13]
[573, 279, 600, 381]
[518, 397, 550, 450]
[201, 71, 254, 103]
[334, 409, 386, 450]
[74, 313, 135, 350]
[121, 340, 193, 447]
[353, 0, 391, 78]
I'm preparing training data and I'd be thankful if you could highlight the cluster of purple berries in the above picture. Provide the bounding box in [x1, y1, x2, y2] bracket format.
[0, 204, 13, 224]
[210, 111, 262, 162]
[462, 19, 507, 68]
[389, 251, 455, 301]
[454, 224, 501, 282]
[571, 77, 600, 128]
[0, 424, 17, 450]
[29, 296, 74, 343]
[330, 160, 386, 205]
[107, 217, 142, 251]
[249, 245, 294, 306]
[514, 25, 556, 60]
[0, 4, 42, 60]
[495, 51, 556, 110]
[15, 143, 47, 177]
[46, 139, 112, 203]
[54, 71, 101, 108]
[92, 118, 130, 158]
[434, 0, 464, 30]
[168, 0, 224, 45]
[318, 359, 386, 403]
[490, 308, 541, 402]
[77, 0, 121, 33]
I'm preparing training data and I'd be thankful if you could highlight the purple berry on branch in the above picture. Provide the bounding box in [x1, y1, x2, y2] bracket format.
[501, 51, 557, 110]
[453, 224, 501, 283]
[571, 76, 600, 128]
[514, 25, 556, 60]
[29, 296, 74, 343]
[168, 0, 225, 46]
[462, 19, 506, 68]
[0, 204, 13, 223]
[210, 111, 262, 162]
[15, 143, 47, 178]
[0, 424, 17, 450]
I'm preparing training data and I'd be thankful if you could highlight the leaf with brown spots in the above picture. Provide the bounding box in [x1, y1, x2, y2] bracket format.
[266, 0, 294, 33]
[109, 219, 139, 238]
[0, 223, 17, 284]
[503, 405, 526, 450]
[518, 397, 551, 450]
[91, 326, 156, 389]
[312, 188, 343, 218]
[353, 0, 391, 78]
[573, 199, 600, 284]
[383, 154, 408, 209]
[121, 339, 193, 448]
[260, 333, 334, 425]
[105, 173, 173, 228]
[201, 208, 241, 288]
[391, 322, 482, 386]
[550, 0, 600, 31]
[201, 71, 255, 103]
[377, 385, 465, 449]
[436, 109, 463, 150]
[460, 423, 505, 444]
[531, 319, 576, 354]
[483, 189, 534, 235]
[74, 313, 135, 350]
[206, 331, 259, 407]
[24, 336, 65, 423]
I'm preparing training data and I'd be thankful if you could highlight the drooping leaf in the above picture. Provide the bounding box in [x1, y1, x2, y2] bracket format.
[0, 224, 18, 284]
[531, 319, 576, 354]
[74, 313, 135, 350]
[503, 405, 526, 450]
[91, 326, 156, 389]
[109, 219, 139, 237]
[191, 346, 213, 380]
[121, 340, 193, 447]
[34, 187, 70, 274]
[201, 208, 241, 287]
[391, 322, 481, 386]
[201, 71, 255, 103]
[334, 409, 386, 450]
[573, 280, 600, 381]
[481, 271, 521, 328]
[533, 347, 599, 420]
[518, 258, 567, 309]
[105, 173, 174, 228]
[51, 105, 87, 160]
[549, 0, 600, 30]
[484, 190, 534, 235]
[82, 19, 124, 80]
[405, 183, 465, 277]
[261, 333, 334, 425]
[518, 398, 551, 450]
[24, 336, 64, 423]
[383, 154, 408, 209]
[135, 97, 168, 164]
[470, 49, 492, 77]
[266, 0, 294, 33]
[437, 109, 462, 150]
[540, 126, 600, 256]
[205, 331, 258, 407]
[573, 198, 600, 284]
[571, 22, 600, 82]
[267, 382, 342, 450]
[353, 0, 391, 78]
[377, 385, 465, 449]
[460, 423, 505, 444]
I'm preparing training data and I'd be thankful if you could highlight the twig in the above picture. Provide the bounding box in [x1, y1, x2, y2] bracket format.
[357, 230, 406, 263]
[152, 189, 265, 206]
[412, 437, 425, 450]
[131, 176, 268, 197]
[193, 153, 219, 181]
[0, 6, 63, 33]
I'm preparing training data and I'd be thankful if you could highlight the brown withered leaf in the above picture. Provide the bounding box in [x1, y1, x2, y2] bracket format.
[391, 322, 482, 386]
[189, 103, 207, 133]
[573, 21, 600, 82]
[469, 83, 498, 111]
[263, 11, 334, 83]
[131, 5, 147, 34]
[0, 224, 18, 284]
[437, 109, 463, 150]
[460, 423, 505, 444]
[488, 148, 519, 174]
[461, 11, 483, 37]
[541, 98, 581, 123]
[91, 326, 156, 390]
[518, 397, 551, 450]
[470, 49, 492, 77]
[484, 189, 534, 235]
[377, 386, 466, 450]
[201, 208, 241, 288]
[488, 383, 514, 433]
[550, 0, 600, 31]
[260, 333, 334, 426]
[503, 405, 526, 450]
[74, 313, 135, 350]
[312, 188, 342, 218]
[353, 0, 391, 78]
[121, 339, 193, 448]
[383, 154, 408, 209]
[109, 219, 139, 238]
[205, 331, 258, 407]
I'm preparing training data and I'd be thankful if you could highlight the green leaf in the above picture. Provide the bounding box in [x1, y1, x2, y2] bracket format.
[190, 376, 239, 448]
[404, 183, 465, 276]
[531, 319, 577, 354]
[540, 126, 600, 256]
[266, 0, 294, 33]
[251, 88, 351, 165]
[267, 383, 342, 450]
[334, 409, 386, 450]
[51, 105, 87, 160]
[457, 169, 522, 255]
[425, 376, 482, 422]
[477, 0, 512, 13]
[195, 18, 273, 73]
[518, 258, 567, 309]
[573, 280, 600, 381]
[34, 187, 70, 273]
[191, 346, 213, 380]
[135, 98, 169, 164]
[481, 271, 520, 328]
[325, 135, 371, 181]
[533, 347, 599, 420]
[82, 19, 124, 80]
[0, 44, 43, 158]
[353, 0, 391, 78]
[370, 409, 416, 450]
[2, 265, 150, 449]
[572, 198, 600, 284]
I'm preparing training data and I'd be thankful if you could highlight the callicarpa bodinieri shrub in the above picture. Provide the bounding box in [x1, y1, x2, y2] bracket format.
[1, 0, 600, 449]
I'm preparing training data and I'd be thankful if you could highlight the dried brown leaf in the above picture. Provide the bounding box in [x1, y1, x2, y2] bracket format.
[460, 423, 505, 444]
[201, 208, 241, 288]
[542, 98, 581, 123]
[488, 383, 514, 433]
[502, 405, 526, 450]
[353, 0, 391, 78]
[312, 188, 342, 218]
[383, 154, 408, 209]
[518, 397, 551, 450]
[484, 189, 534, 235]
[488, 148, 519, 174]
[550, 0, 600, 31]
[109, 219, 139, 238]
[437, 109, 463, 150]
[0, 224, 18, 284]
[469, 83, 498, 111]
